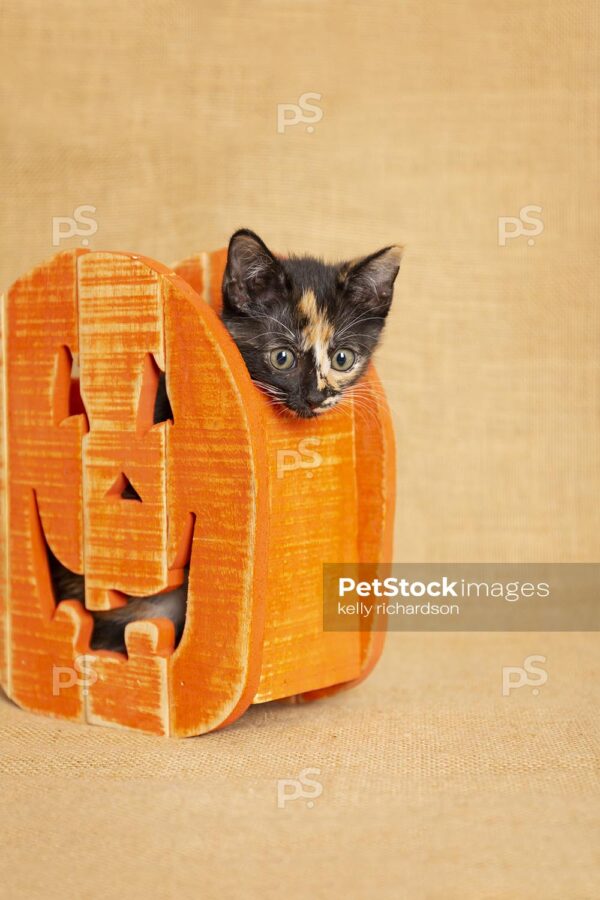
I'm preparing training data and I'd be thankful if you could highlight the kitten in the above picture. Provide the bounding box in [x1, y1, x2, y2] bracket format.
[221, 229, 402, 417]
[50, 229, 402, 652]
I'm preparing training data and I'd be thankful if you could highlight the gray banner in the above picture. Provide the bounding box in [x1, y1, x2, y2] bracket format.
[323, 563, 600, 631]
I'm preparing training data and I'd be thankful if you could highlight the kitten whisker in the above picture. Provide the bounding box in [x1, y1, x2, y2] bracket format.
[345, 383, 387, 403]
[334, 314, 385, 342]
[247, 310, 296, 341]
[253, 381, 286, 399]
[259, 332, 298, 341]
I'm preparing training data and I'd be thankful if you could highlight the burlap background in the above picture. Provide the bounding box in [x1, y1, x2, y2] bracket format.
[1, 2, 598, 897]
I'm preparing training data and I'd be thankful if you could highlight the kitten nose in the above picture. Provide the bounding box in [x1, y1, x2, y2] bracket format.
[307, 387, 331, 408]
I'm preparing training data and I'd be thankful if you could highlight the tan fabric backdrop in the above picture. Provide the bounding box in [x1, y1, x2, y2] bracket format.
[0, 2, 598, 898]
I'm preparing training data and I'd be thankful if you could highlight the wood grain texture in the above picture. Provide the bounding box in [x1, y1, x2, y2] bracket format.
[1, 248, 395, 735]
[296, 366, 396, 703]
[252, 410, 363, 702]
[5, 252, 90, 718]
[164, 273, 270, 735]
[78, 253, 173, 606]
[76, 254, 269, 735]
[171, 248, 227, 311]
[86, 619, 173, 736]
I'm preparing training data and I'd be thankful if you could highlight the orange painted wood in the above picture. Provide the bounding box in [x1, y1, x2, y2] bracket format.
[164, 274, 270, 735]
[252, 410, 363, 702]
[0, 248, 395, 736]
[297, 366, 396, 703]
[79, 254, 270, 736]
[171, 248, 227, 312]
[4, 252, 91, 719]
[78, 254, 173, 606]
[86, 619, 174, 735]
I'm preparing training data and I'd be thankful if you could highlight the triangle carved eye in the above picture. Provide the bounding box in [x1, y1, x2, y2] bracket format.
[153, 370, 173, 425]
[53, 345, 88, 426]
[136, 353, 173, 434]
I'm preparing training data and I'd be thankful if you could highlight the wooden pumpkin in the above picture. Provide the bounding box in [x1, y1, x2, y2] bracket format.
[0, 248, 395, 736]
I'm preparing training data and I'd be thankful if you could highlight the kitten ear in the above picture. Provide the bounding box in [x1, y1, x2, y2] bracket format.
[222, 229, 288, 312]
[338, 245, 403, 316]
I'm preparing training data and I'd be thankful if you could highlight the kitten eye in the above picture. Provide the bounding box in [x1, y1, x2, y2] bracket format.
[331, 349, 356, 372]
[269, 348, 296, 370]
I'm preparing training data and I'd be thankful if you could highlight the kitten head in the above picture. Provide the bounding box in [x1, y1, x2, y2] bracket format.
[221, 229, 402, 418]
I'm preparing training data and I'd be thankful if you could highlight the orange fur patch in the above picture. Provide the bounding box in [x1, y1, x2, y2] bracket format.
[299, 290, 334, 387]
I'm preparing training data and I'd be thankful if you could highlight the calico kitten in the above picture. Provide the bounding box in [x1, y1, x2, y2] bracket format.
[221, 229, 402, 417]
[50, 229, 402, 652]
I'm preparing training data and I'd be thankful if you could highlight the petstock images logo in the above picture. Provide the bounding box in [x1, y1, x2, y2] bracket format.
[323, 563, 600, 632]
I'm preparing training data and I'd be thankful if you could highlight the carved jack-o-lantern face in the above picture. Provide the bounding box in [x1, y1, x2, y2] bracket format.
[0, 249, 394, 736]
